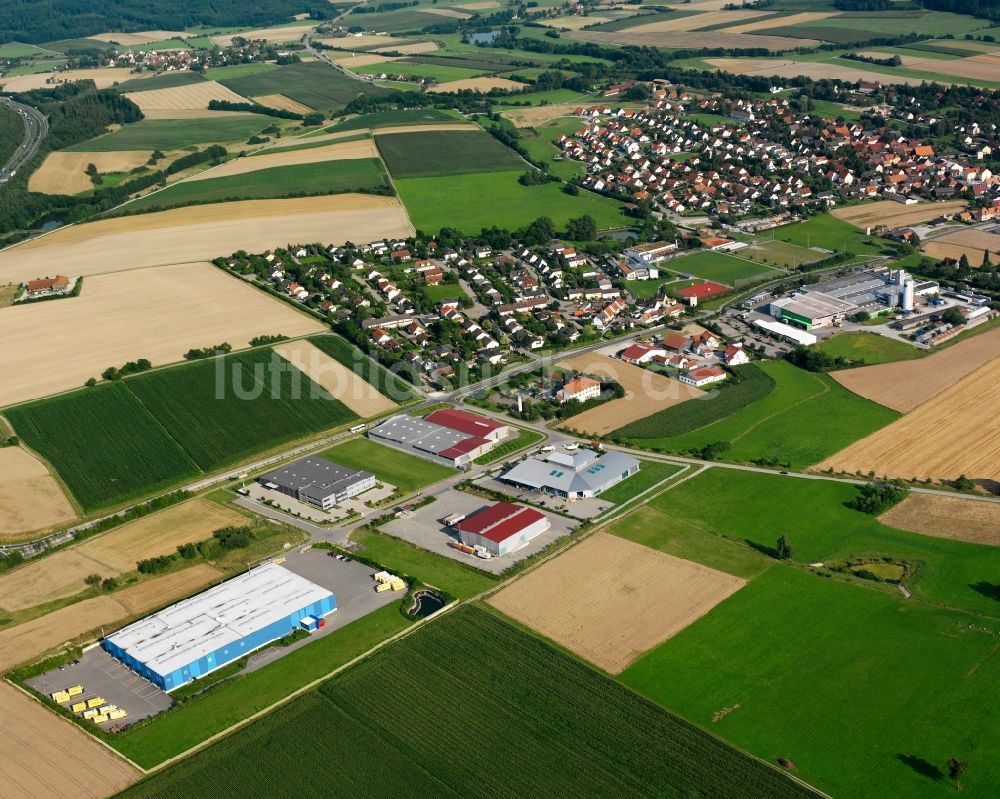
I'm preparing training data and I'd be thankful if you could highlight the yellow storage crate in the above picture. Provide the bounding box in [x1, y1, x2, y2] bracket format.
[51, 692, 71, 704]
[66, 685, 84, 696]
[86, 697, 105, 709]
[71, 702, 87, 713]
[375, 582, 392, 593]
[98, 705, 115, 714]
[82, 709, 99, 719]
[109, 710, 128, 720]
[91, 714, 108, 724]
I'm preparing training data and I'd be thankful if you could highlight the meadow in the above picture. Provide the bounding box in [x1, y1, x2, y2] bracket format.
[354, 60, 487, 83]
[219, 62, 395, 110]
[672, 251, 780, 285]
[307, 334, 418, 402]
[327, 107, 462, 132]
[613, 360, 898, 469]
[65, 117, 269, 151]
[768, 213, 887, 256]
[395, 170, 625, 233]
[126, 349, 357, 471]
[471, 428, 546, 465]
[122, 158, 388, 212]
[317, 438, 454, 493]
[203, 63, 278, 81]
[4, 383, 199, 511]
[598, 459, 683, 506]
[740, 239, 821, 269]
[620, 566, 1000, 799]
[815, 331, 923, 366]
[376, 129, 525, 178]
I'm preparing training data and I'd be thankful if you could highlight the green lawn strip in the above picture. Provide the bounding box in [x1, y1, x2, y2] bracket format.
[815, 331, 923, 365]
[670, 250, 780, 285]
[326, 108, 463, 132]
[768, 214, 887, 256]
[64, 117, 271, 151]
[376, 128, 524, 179]
[645, 468, 1000, 615]
[351, 528, 495, 599]
[110, 602, 411, 769]
[203, 63, 279, 81]
[4, 383, 200, 512]
[620, 566, 1000, 798]
[353, 61, 488, 82]
[394, 170, 625, 233]
[124, 349, 358, 472]
[307, 334, 418, 402]
[121, 158, 388, 212]
[598, 460, 684, 506]
[472, 428, 547, 465]
[318, 438, 454, 493]
[249, 133, 370, 154]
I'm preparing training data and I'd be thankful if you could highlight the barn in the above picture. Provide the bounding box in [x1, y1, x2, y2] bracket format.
[454, 502, 551, 557]
[102, 563, 335, 692]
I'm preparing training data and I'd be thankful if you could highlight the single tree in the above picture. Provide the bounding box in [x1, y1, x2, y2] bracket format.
[776, 535, 793, 561]
[983, 249, 993, 268]
[947, 757, 967, 791]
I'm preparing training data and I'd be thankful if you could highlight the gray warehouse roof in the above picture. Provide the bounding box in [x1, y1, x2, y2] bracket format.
[771, 291, 856, 320]
[369, 414, 468, 455]
[501, 449, 639, 495]
[105, 563, 332, 678]
[260, 456, 373, 496]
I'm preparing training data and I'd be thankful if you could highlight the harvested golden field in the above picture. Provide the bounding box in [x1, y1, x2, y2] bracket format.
[211, 24, 317, 46]
[272, 340, 398, 416]
[880, 493, 1000, 546]
[428, 76, 528, 93]
[502, 102, 591, 127]
[722, 11, 836, 32]
[832, 199, 968, 228]
[123, 80, 249, 116]
[252, 93, 314, 113]
[538, 15, 611, 29]
[371, 41, 439, 54]
[318, 35, 403, 49]
[568, 29, 819, 50]
[0, 500, 242, 612]
[330, 52, 392, 66]
[924, 227, 1000, 263]
[0, 564, 221, 670]
[905, 52, 1000, 81]
[0, 68, 146, 92]
[557, 352, 702, 436]
[0, 262, 323, 407]
[757, 60, 927, 85]
[819, 358, 1000, 482]
[830, 326, 1000, 412]
[707, 57, 794, 73]
[488, 532, 745, 673]
[630, 9, 767, 32]
[0, 447, 76, 539]
[0, 195, 415, 284]
[0, 682, 140, 799]
[188, 139, 378, 182]
[28, 150, 151, 195]
[422, 7, 472, 18]
[92, 30, 187, 45]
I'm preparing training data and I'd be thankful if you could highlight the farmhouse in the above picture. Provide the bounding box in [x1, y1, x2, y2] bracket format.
[258, 456, 375, 510]
[680, 365, 728, 387]
[556, 376, 602, 404]
[25, 275, 69, 295]
[102, 563, 335, 692]
[453, 502, 551, 557]
[620, 342, 667, 365]
[500, 448, 640, 500]
[369, 408, 509, 467]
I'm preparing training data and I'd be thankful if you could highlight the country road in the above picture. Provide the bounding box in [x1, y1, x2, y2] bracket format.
[0, 97, 47, 182]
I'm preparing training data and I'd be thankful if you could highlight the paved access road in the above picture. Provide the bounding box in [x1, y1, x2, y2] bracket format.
[0, 97, 47, 183]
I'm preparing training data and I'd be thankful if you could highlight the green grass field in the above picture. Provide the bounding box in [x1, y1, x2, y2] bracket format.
[351, 528, 494, 598]
[395, 170, 625, 234]
[219, 62, 396, 110]
[598, 460, 684, 506]
[326, 108, 463, 132]
[123, 158, 388, 212]
[741, 239, 822, 269]
[815, 331, 923, 366]
[318, 438, 454, 493]
[621, 566, 1000, 798]
[615, 360, 898, 468]
[0, 41, 53, 57]
[203, 63, 279, 81]
[376, 129, 524, 179]
[354, 61, 487, 83]
[110, 602, 410, 768]
[65, 117, 270, 151]
[671, 251, 780, 286]
[126, 349, 357, 472]
[767, 213, 887, 256]
[307, 334, 418, 403]
[113, 71, 206, 93]
[5, 383, 199, 511]
[515, 117, 587, 180]
[472, 428, 546, 465]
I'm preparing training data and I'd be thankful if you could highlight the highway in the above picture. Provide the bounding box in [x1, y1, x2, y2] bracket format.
[0, 97, 47, 183]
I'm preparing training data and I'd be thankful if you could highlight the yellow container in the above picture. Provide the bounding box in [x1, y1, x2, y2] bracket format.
[71, 702, 87, 713]
[91, 714, 108, 724]
[86, 697, 105, 709]
[67, 685, 84, 696]
[52, 692, 71, 704]
[109, 710, 127, 720]
[82, 709, 99, 719]
[375, 582, 392, 593]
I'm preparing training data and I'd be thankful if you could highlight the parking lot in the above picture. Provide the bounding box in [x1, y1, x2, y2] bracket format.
[245, 481, 397, 524]
[380, 488, 577, 575]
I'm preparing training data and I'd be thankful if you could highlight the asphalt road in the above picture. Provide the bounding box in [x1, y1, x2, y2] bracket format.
[0, 97, 47, 183]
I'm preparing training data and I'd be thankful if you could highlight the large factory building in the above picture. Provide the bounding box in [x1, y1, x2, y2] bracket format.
[102, 563, 335, 691]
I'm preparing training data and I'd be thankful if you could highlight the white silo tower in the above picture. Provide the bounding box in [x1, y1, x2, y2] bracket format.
[902, 280, 915, 312]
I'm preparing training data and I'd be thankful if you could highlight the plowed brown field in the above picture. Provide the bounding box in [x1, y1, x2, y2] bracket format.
[880, 493, 1000, 546]
[488, 532, 745, 673]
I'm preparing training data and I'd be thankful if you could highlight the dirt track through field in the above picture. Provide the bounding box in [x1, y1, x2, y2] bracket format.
[123, 81, 249, 116]
[0, 682, 140, 799]
[489, 532, 745, 673]
[0, 195, 414, 284]
[556, 352, 702, 436]
[0, 262, 324, 407]
[272, 340, 398, 416]
[0, 564, 221, 670]
[830, 326, 1000, 412]
[819, 357, 1000, 482]
[0, 447, 76, 538]
[188, 139, 378, 182]
[428, 77, 527, 93]
[880, 494, 1000, 546]
[28, 151, 153, 195]
[832, 199, 967, 228]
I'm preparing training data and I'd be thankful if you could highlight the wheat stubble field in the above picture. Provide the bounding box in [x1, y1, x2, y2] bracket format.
[0, 446, 76, 537]
[880, 493, 1000, 546]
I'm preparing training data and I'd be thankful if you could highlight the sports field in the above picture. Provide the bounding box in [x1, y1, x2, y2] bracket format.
[768, 213, 885, 256]
[815, 331, 922, 366]
[671, 250, 779, 285]
[0, 446, 76, 538]
[739, 239, 821, 269]
[375, 129, 524, 178]
[395, 170, 625, 233]
[317, 438, 454, 493]
[0, 263, 324, 407]
[118, 606, 817, 797]
[613, 360, 898, 469]
[65, 116, 269, 151]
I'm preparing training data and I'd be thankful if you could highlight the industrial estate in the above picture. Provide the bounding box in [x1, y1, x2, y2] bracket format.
[1, 0, 1000, 797]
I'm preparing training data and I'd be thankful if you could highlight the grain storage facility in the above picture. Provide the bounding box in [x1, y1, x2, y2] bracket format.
[453, 502, 551, 557]
[102, 563, 335, 691]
